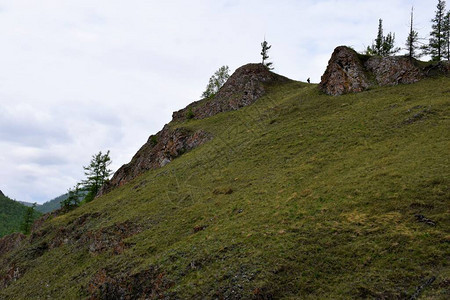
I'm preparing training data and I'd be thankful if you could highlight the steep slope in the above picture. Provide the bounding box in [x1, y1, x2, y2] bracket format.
[0, 191, 30, 238]
[100, 63, 291, 195]
[1, 73, 449, 298]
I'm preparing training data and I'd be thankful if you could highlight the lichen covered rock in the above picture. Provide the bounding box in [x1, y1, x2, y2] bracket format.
[319, 46, 370, 96]
[365, 56, 423, 86]
[172, 63, 291, 121]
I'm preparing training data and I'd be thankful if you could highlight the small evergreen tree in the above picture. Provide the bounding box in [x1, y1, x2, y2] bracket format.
[201, 66, 230, 98]
[424, 0, 447, 61]
[81, 151, 112, 202]
[260, 38, 273, 69]
[20, 203, 36, 235]
[444, 11, 450, 60]
[61, 184, 81, 210]
[406, 7, 422, 59]
[366, 19, 400, 56]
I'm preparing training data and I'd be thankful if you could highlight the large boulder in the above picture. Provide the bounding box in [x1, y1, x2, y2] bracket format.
[365, 56, 423, 86]
[172, 63, 291, 121]
[319, 46, 370, 96]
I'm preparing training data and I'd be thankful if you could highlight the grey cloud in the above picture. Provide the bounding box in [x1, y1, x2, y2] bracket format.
[0, 114, 70, 147]
[30, 153, 68, 166]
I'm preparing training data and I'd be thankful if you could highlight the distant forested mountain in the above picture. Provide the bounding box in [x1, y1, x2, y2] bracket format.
[0, 190, 40, 238]
[17, 193, 67, 214]
[36, 193, 66, 213]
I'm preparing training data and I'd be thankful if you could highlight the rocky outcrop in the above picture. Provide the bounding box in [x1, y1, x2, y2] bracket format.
[319, 46, 450, 96]
[365, 56, 423, 86]
[172, 63, 291, 121]
[0, 233, 26, 256]
[319, 46, 370, 96]
[99, 125, 212, 195]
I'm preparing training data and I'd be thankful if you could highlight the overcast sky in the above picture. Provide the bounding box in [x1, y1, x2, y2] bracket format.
[0, 0, 438, 204]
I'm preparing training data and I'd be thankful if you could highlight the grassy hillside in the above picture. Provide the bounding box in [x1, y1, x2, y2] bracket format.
[0, 193, 32, 238]
[1, 77, 449, 299]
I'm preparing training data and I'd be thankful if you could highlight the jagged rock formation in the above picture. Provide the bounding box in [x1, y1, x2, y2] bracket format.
[99, 126, 212, 195]
[319, 46, 370, 96]
[101, 63, 289, 196]
[319, 46, 449, 96]
[172, 63, 291, 121]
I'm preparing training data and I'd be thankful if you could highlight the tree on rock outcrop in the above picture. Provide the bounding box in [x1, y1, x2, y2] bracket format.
[424, 0, 447, 61]
[261, 38, 274, 70]
[366, 19, 400, 56]
[406, 7, 423, 59]
[201, 65, 230, 98]
[81, 151, 112, 202]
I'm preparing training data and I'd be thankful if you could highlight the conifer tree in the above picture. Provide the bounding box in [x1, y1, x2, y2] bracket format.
[61, 184, 81, 210]
[424, 0, 447, 61]
[366, 19, 400, 56]
[81, 151, 112, 202]
[444, 11, 450, 60]
[406, 7, 422, 59]
[20, 203, 36, 235]
[261, 38, 273, 69]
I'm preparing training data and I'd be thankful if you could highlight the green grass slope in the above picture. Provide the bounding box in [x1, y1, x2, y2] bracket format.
[0, 193, 30, 238]
[1, 77, 449, 299]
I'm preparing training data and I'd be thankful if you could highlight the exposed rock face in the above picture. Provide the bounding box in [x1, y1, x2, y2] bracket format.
[319, 46, 370, 96]
[320, 46, 449, 96]
[172, 63, 291, 121]
[365, 56, 423, 86]
[0, 233, 26, 256]
[99, 125, 212, 195]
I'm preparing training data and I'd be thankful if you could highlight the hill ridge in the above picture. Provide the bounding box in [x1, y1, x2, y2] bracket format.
[1, 51, 449, 298]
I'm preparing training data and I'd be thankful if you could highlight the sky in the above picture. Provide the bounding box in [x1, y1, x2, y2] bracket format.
[0, 0, 439, 204]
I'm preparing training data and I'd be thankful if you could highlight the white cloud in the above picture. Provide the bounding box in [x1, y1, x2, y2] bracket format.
[0, 0, 439, 203]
